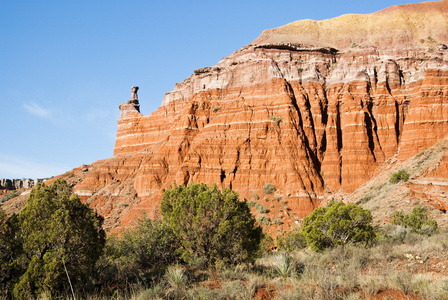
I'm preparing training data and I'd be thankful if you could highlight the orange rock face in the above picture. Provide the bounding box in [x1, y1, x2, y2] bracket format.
[48, 0, 448, 233]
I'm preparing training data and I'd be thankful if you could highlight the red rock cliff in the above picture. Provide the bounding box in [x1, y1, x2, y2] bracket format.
[46, 0, 448, 232]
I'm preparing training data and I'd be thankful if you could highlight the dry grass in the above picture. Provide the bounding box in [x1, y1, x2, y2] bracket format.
[48, 228, 448, 299]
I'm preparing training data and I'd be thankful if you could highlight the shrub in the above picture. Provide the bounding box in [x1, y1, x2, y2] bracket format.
[392, 206, 438, 235]
[246, 199, 256, 208]
[257, 214, 271, 226]
[272, 253, 297, 279]
[270, 115, 282, 126]
[12, 180, 105, 298]
[277, 232, 307, 251]
[160, 183, 262, 266]
[357, 193, 374, 205]
[389, 170, 410, 184]
[212, 106, 221, 113]
[221, 281, 251, 299]
[392, 271, 415, 295]
[272, 218, 283, 225]
[257, 232, 274, 255]
[115, 214, 179, 271]
[0, 206, 17, 296]
[95, 235, 136, 286]
[263, 183, 276, 195]
[0, 205, 7, 235]
[252, 193, 259, 200]
[255, 203, 269, 213]
[164, 265, 188, 299]
[301, 201, 376, 251]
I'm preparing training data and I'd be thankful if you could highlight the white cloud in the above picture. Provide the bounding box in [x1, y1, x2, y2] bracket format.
[0, 153, 67, 179]
[23, 102, 51, 118]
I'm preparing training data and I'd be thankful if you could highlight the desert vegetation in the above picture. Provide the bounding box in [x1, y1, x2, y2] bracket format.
[263, 183, 276, 195]
[160, 183, 262, 266]
[0, 180, 105, 299]
[269, 116, 282, 126]
[389, 169, 410, 184]
[301, 200, 376, 251]
[0, 181, 447, 299]
[392, 206, 438, 235]
[0, 191, 20, 203]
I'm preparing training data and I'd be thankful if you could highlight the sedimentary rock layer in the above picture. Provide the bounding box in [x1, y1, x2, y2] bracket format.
[41, 0, 448, 232]
[0, 179, 44, 190]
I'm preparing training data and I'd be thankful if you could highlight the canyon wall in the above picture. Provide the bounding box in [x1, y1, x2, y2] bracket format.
[38, 0, 448, 232]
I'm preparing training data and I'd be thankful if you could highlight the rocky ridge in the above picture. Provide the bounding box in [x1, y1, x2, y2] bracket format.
[4, 0, 448, 234]
[0, 178, 44, 191]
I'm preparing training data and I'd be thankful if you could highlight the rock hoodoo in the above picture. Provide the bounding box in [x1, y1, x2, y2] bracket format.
[14, 0, 448, 233]
[118, 86, 141, 118]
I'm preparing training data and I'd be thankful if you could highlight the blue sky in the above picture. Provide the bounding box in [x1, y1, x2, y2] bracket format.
[0, 0, 424, 179]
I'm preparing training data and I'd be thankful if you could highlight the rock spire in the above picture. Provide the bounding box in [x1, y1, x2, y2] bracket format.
[118, 86, 141, 117]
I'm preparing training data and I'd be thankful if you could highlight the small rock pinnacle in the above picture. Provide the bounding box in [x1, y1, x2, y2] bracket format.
[131, 86, 139, 100]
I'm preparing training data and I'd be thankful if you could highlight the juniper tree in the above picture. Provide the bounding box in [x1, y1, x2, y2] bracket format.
[0, 206, 19, 297]
[160, 183, 262, 266]
[302, 201, 376, 251]
[12, 180, 105, 298]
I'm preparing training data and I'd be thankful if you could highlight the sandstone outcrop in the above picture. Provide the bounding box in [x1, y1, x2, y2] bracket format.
[0, 178, 44, 191]
[7, 0, 448, 233]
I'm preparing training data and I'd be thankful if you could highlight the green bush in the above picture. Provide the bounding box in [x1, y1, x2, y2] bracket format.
[246, 199, 255, 208]
[11, 180, 105, 298]
[101, 214, 179, 282]
[263, 183, 276, 195]
[255, 203, 269, 213]
[270, 115, 282, 126]
[252, 193, 259, 200]
[0, 205, 7, 237]
[257, 232, 274, 255]
[389, 170, 410, 184]
[277, 232, 307, 251]
[0, 206, 17, 296]
[392, 206, 438, 235]
[160, 183, 262, 266]
[257, 214, 271, 226]
[301, 201, 376, 251]
[212, 106, 221, 113]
